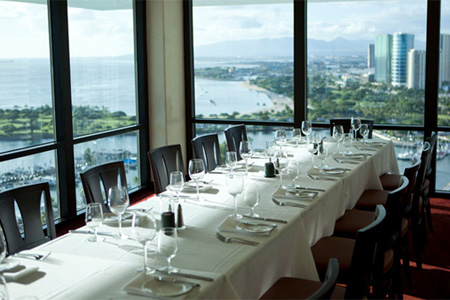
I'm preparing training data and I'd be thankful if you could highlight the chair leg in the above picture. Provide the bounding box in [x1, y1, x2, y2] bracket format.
[402, 235, 412, 285]
[411, 228, 423, 269]
[425, 199, 433, 232]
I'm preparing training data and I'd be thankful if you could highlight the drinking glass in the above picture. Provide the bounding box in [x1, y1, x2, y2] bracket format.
[85, 203, 104, 242]
[188, 159, 205, 201]
[108, 185, 130, 240]
[292, 128, 302, 147]
[167, 171, 184, 202]
[333, 125, 344, 153]
[265, 140, 275, 160]
[273, 150, 288, 189]
[274, 129, 287, 148]
[158, 227, 178, 273]
[244, 184, 260, 218]
[286, 160, 300, 188]
[239, 141, 253, 175]
[131, 212, 157, 274]
[301, 121, 313, 144]
[360, 124, 369, 142]
[225, 151, 238, 172]
[342, 133, 353, 154]
[351, 117, 361, 140]
[0, 226, 6, 264]
[317, 143, 329, 169]
[306, 134, 318, 168]
[226, 172, 244, 219]
[0, 275, 9, 300]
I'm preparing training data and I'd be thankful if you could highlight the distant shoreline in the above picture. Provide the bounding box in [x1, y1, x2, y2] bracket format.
[239, 81, 293, 115]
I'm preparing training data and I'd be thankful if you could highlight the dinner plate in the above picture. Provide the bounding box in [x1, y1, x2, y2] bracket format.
[319, 168, 346, 175]
[0, 258, 20, 272]
[236, 222, 275, 234]
[141, 279, 193, 297]
[285, 190, 318, 199]
[182, 183, 212, 193]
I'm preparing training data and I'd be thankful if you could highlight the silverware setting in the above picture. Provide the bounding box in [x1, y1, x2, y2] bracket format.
[14, 252, 51, 261]
[333, 157, 361, 165]
[216, 231, 259, 246]
[243, 215, 287, 224]
[307, 174, 338, 181]
[272, 198, 307, 208]
[155, 270, 214, 282]
[238, 220, 277, 228]
[69, 230, 115, 237]
[354, 146, 377, 151]
[293, 186, 326, 192]
[153, 276, 200, 287]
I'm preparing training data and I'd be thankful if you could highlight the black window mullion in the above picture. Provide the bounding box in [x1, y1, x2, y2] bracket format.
[48, 0, 77, 220]
[294, 0, 307, 126]
[184, 0, 195, 161]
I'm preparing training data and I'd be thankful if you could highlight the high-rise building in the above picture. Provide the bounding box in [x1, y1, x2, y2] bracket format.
[407, 49, 426, 89]
[368, 44, 374, 69]
[392, 32, 414, 87]
[440, 34, 450, 87]
[374, 34, 392, 83]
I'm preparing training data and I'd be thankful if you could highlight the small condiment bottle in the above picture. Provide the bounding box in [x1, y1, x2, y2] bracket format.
[265, 158, 275, 177]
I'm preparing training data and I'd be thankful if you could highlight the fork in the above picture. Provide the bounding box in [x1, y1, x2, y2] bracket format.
[215, 232, 259, 246]
[333, 157, 360, 165]
[307, 174, 338, 182]
[272, 198, 307, 208]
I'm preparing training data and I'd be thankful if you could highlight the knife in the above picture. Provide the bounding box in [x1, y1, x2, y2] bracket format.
[293, 186, 326, 192]
[69, 230, 115, 237]
[155, 270, 214, 282]
[243, 215, 287, 224]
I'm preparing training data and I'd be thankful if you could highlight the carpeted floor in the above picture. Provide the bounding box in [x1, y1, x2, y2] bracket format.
[403, 198, 450, 300]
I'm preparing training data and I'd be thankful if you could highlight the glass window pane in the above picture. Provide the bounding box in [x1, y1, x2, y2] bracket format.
[74, 132, 139, 212]
[0, 1, 53, 152]
[193, 1, 293, 122]
[68, 0, 137, 137]
[307, 0, 427, 126]
[438, 2, 450, 126]
[436, 132, 449, 191]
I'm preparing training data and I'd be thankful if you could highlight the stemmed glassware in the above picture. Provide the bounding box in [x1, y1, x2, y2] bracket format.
[351, 117, 361, 140]
[188, 159, 205, 201]
[167, 171, 184, 202]
[274, 129, 287, 149]
[131, 211, 157, 274]
[333, 125, 344, 153]
[342, 133, 353, 154]
[360, 124, 369, 142]
[306, 134, 318, 168]
[243, 184, 260, 218]
[85, 203, 104, 242]
[226, 151, 238, 172]
[286, 160, 300, 188]
[226, 172, 244, 219]
[0, 226, 6, 264]
[239, 141, 253, 175]
[0, 275, 8, 300]
[293, 128, 302, 147]
[317, 143, 329, 169]
[158, 227, 179, 273]
[273, 149, 288, 189]
[108, 185, 130, 240]
[302, 120, 313, 144]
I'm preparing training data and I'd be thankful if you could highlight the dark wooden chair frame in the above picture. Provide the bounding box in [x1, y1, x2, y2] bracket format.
[191, 133, 222, 173]
[224, 124, 247, 160]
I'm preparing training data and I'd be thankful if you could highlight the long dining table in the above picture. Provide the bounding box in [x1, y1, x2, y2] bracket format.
[5, 137, 399, 300]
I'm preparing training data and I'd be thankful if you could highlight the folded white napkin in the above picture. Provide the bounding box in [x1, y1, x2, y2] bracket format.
[307, 167, 347, 177]
[217, 217, 275, 236]
[272, 187, 317, 201]
[333, 153, 366, 160]
[3, 265, 39, 281]
[182, 183, 213, 193]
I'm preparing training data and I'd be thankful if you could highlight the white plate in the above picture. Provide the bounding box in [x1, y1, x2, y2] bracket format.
[236, 222, 275, 234]
[124, 273, 193, 298]
[182, 184, 212, 193]
[320, 168, 346, 175]
[285, 190, 318, 199]
[0, 258, 20, 272]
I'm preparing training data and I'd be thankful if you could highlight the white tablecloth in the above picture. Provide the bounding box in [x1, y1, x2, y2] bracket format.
[6, 138, 399, 299]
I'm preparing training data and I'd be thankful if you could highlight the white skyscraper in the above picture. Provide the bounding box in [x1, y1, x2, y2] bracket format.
[440, 34, 450, 87]
[392, 32, 414, 87]
[407, 49, 426, 89]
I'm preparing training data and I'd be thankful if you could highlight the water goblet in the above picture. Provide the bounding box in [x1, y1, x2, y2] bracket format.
[226, 172, 244, 219]
[274, 129, 287, 149]
[167, 171, 184, 202]
[108, 185, 130, 240]
[302, 120, 313, 144]
[0, 275, 9, 300]
[0, 226, 6, 264]
[188, 159, 205, 201]
[360, 124, 369, 142]
[286, 160, 300, 188]
[226, 151, 238, 172]
[273, 149, 288, 189]
[244, 184, 260, 218]
[333, 125, 344, 153]
[317, 143, 329, 169]
[131, 211, 157, 274]
[342, 133, 353, 155]
[293, 128, 302, 147]
[85, 203, 104, 242]
[351, 117, 361, 140]
[239, 140, 253, 175]
[158, 227, 179, 273]
[306, 134, 318, 168]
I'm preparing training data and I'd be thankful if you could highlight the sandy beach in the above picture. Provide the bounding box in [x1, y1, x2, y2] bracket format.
[240, 81, 293, 114]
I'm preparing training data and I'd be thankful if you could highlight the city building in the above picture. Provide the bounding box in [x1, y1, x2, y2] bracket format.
[440, 33, 450, 87]
[368, 44, 374, 69]
[407, 49, 426, 89]
[374, 34, 392, 83]
[392, 32, 415, 87]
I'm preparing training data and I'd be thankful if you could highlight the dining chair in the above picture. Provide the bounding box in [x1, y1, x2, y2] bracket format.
[329, 119, 374, 139]
[224, 124, 247, 160]
[311, 205, 386, 299]
[148, 144, 186, 194]
[260, 258, 340, 300]
[79, 160, 127, 213]
[332, 176, 409, 299]
[0, 182, 56, 255]
[191, 133, 222, 173]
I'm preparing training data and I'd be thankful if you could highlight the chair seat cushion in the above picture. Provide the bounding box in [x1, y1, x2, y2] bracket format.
[333, 209, 375, 239]
[384, 249, 394, 273]
[354, 190, 390, 211]
[380, 173, 402, 190]
[401, 217, 409, 237]
[260, 277, 346, 299]
[311, 236, 355, 282]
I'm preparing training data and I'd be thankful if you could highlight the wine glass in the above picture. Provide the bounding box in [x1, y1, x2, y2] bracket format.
[188, 159, 205, 201]
[0, 226, 6, 264]
[239, 141, 253, 175]
[274, 129, 287, 149]
[108, 185, 130, 240]
[286, 160, 300, 188]
[351, 117, 361, 140]
[317, 143, 329, 169]
[85, 203, 104, 242]
[360, 124, 369, 142]
[131, 211, 157, 274]
[301, 121, 313, 144]
[0, 275, 9, 300]
[158, 227, 179, 273]
[293, 128, 302, 147]
[226, 172, 244, 219]
[342, 133, 353, 155]
[226, 151, 238, 172]
[243, 184, 260, 218]
[306, 134, 318, 168]
[167, 171, 184, 202]
[273, 149, 288, 189]
[333, 125, 344, 153]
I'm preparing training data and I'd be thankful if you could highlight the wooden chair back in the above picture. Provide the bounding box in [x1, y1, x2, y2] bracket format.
[307, 258, 339, 300]
[148, 144, 185, 194]
[224, 124, 247, 160]
[192, 134, 222, 173]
